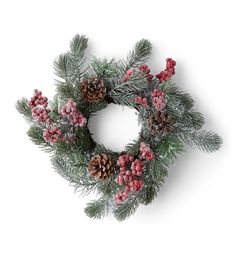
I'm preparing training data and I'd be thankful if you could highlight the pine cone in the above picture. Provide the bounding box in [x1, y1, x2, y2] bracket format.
[148, 111, 172, 135]
[80, 77, 106, 103]
[88, 154, 114, 179]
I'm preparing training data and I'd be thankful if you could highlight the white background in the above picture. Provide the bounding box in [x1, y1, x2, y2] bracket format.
[0, 0, 235, 266]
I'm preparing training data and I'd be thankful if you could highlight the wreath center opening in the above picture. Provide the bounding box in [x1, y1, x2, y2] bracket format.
[88, 103, 141, 152]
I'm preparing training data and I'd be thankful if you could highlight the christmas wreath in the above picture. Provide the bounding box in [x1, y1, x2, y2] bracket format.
[16, 34, 222, 221]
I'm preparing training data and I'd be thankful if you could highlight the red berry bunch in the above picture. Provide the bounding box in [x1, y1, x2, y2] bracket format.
[123, 69, 135, 82]
[114, 187, 130, 204]
[135, 96, 148, 108]
[138, 64, 154, 82]
[152, 88, 166, 110]
[32, 108, 52, 124]
[28, 89, 48, 108]
[129, 179, 144, 192]
[59, 99, 87, 127]
[115, 179, 144, 204]
[131, 159, 145, 176]
[115, 154, 144, 204]
[28, 89, 52, 124]
[139, 142, 155, 161]
[156, 58, 176, 82]
[43, 128, 63, 144]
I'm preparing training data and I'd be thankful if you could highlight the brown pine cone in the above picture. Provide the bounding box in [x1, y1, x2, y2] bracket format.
[80, 77, 106, 103]
[148, 111, 172, 135]
[88, 154, 114, 179]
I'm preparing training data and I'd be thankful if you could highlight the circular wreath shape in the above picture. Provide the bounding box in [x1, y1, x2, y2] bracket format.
[16, 34, 222, 221]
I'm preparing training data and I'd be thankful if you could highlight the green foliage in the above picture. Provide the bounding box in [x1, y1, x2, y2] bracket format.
[53, 53, 71, 83]
[91, 58, 119, 80]
[139, 179, 162, 205]
[54, 141, 73, 155]
[149, 159, 168, 180]
[166, 86, 194, 112]
[178, 130, 222, 152]
[16, 98, 32, 122]
[114, 194, 140, 221]
[157, 136, 185, 165]
[114, 71, 147, 92]
[109, 71, 147, 107]
[84, 198, 109, 219]
[51, 154, 98, 195]
[78, 99, 108, 118]
[56, 83, 79, 100]
[27, 126, 52, 152]
[123, 39, 152, 71]
[125, 139, 141, 155]
[51, 154, 73, 181]
[48, 96, 61, 122]
[69, 34, 88, 55]
[180, 110, 205, 130]
[54, 34, 88, 85]
[93, 143, 120, 160]
[97, 177, 117, 197]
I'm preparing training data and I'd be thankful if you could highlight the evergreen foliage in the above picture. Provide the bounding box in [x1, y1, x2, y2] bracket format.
[123, 39, 152, 71]
[84, 198, 110, 219]
[16, 34, 222, 221]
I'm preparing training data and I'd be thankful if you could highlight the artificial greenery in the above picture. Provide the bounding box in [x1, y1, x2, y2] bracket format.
[16, 34, 222, 221]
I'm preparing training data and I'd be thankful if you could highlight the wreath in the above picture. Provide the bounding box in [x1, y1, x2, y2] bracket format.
[16, 34, 222, 221]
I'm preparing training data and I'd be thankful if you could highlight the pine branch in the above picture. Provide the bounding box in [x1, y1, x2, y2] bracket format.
[54, 34, 88, 85]
[78, 99, 108, 118]
[180, 110, 205, 130]
[54, 141, 74, 155]
[109, 71, 147, 107]
[48, 96, 61, 122]
[125, 139, 141, 155]
[53, 53, 71, 83]
[123, 39, 152, 71]
[110, 90, 136, 107]
[138, 159, 167, 205]
[84, 198, 110, 219]
[166, 87, 194, 112]
[114, 193, 140, 221]
[27, 125, 52, 152]
[69, 34, 88, 55]
[93, 144, 119, 159]
[91, 58, 119, 79]
[16, 98, 32, 122]
[56, 83, 78, 100]
[149, 159, 168, 179]
[178, 130, 222, 152]
[51, 154, 72, 181]
[51, 154, 99, 194]
[139, 178, 163, 205]
[157, 136, 185, 165]
[114, 71, 147, 92]
[97, 173, 119, 197]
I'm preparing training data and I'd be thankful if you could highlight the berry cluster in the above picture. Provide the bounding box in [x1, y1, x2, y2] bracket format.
[156, 58, 176, 82]
[43, 128, 63, 144]
[152, 88, 166, 110]
[28, 89, 52, 124]
[138, 64, 153, 82]
[131, 159, 145, 176]
[28, 89, 49, 108]
[115, 154, 144, 204]
[115, 179, 144, 204]
[32, 108, 52, 124]
[123, 69, 135, 82]
[59, 99, 87, 127]
[140, 142, 155, 160]
[135, 96, 148, 108]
